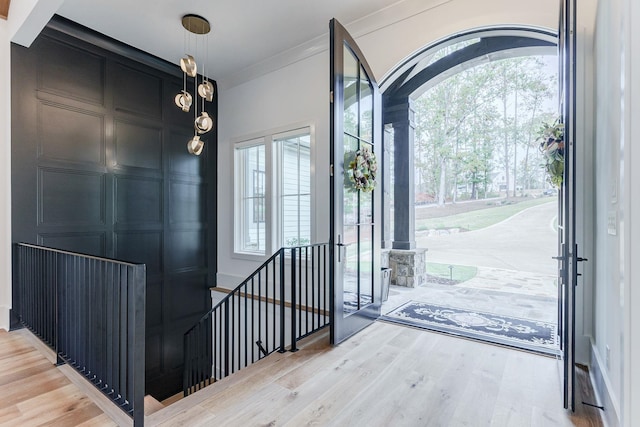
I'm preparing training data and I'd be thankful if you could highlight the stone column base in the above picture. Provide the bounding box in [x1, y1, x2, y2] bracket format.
[382, 248, 427, 288]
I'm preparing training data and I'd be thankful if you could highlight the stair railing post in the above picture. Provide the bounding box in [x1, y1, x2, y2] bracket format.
[278, 249, 286, 353]
[290, 248, 298, 352]
[224, 299, 230, 377]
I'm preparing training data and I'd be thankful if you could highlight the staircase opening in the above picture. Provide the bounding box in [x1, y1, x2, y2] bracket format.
[183, 243, 330, 396]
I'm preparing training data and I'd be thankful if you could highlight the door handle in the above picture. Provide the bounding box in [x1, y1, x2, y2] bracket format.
[337, 235, 345, 262]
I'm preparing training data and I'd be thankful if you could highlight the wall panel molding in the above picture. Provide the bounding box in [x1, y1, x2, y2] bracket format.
[12, 16, 217, 399]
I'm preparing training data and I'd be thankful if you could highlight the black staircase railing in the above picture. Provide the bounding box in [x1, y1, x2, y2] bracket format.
[14, 243, 146, 426]
[183, 243, 329, 396]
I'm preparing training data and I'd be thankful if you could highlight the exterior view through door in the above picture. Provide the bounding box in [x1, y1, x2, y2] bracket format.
[330, 9, 579, 412]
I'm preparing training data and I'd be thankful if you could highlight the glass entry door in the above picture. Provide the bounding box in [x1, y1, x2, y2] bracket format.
[329, 18, 382, 345]
[558, 0, 583, 411]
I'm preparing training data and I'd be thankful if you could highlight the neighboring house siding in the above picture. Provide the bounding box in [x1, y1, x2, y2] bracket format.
[10, 17, 217, 400]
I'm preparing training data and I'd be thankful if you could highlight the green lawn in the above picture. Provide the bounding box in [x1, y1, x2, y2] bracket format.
[427, 262, 477, 282]
[416, 198, 554, 232]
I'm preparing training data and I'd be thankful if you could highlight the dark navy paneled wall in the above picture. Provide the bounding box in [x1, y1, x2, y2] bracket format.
[11, 17, 217, 399]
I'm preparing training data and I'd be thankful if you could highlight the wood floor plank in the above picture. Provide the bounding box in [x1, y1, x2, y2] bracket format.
[0, 406, 20, 425]
[282, 340, 406, 425]
[0, 330, 116, 427]
[1, 322, 603, 427]
[14, 384, 96, 426]
[329, 332, 439, 426]
[0, 358, 53, 387]
[74, 413, 119, 427]
[152, 321, 602, 426]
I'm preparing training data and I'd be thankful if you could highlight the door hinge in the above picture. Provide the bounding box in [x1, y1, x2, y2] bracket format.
[330, 91, 334, 103]
[330, 164, 334, 176]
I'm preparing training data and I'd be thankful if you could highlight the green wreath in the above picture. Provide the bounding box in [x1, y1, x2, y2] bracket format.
[537, 120, 564, 188]
[345, 147, 377, 193]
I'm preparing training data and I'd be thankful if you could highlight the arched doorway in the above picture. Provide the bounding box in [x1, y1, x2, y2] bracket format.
[379, 27, 561, 355]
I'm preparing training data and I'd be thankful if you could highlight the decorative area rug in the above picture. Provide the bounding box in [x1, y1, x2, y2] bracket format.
[382, 300, 559, 355]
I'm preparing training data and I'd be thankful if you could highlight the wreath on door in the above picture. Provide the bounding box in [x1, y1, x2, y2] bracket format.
[345, 147, 377, 193]
[537, 119, 564, 188]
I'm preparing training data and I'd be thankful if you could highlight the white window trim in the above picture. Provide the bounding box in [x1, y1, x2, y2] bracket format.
[232, 123, 316, 261]
[233, 137, 271, 259]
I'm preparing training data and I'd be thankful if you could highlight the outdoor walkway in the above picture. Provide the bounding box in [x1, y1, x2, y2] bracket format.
[382, 266, 558, 323]
[416, 201, 558, 275]
[383, 201, 560, 351]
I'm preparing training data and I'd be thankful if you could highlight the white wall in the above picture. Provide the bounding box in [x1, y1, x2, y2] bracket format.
[0, 19, 11, 331]
[591, 0, 640, 425]
[217, 53, 330, 286]
[593, 0, 623, 421]
[623, 0, 640, 424]
[0, 0, 59, 331]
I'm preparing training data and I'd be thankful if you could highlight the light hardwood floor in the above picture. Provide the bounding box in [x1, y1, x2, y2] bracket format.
[0, 329, 116, 426]
[149, 321, 602, 426]
[0, 322, 602, 426]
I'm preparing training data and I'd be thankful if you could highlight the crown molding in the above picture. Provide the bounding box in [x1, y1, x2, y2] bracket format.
[218, 0, 452, 90]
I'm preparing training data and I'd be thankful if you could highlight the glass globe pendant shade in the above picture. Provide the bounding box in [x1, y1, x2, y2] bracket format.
[174, 90, 192, 112]
[195, 112, 213, 134]
[180, 54, 197, 77]
[187, 135, 204, 156]
[198, 80, 214, 102]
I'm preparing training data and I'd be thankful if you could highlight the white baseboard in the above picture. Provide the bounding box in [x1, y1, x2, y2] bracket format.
[0, 305, 10, 331]
[590, 340, 620, 427]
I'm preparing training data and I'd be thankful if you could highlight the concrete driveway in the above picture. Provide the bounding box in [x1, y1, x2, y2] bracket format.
[415, 200, 558, 276]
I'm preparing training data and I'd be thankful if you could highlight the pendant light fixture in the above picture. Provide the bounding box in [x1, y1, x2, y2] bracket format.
[174, 14, 215, 156]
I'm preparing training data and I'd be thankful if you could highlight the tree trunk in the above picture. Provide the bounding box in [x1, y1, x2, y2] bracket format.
[438, 159, 446, 206]
[513, 69, 518, 198]
[502, 67, 510, 200]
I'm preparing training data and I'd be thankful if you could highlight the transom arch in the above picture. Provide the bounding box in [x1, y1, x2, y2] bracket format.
[381, 26, 558, 101]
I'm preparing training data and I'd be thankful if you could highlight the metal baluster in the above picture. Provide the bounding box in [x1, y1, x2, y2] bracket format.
[305, 246, 309, 336]
[279, 250, 286, 353]
[251, 276, 255, 364]
[271, 259, 275, 354]
[290, 248, 298, 352]
[244, 281, 248, 369]
[297, 248, 301, 341]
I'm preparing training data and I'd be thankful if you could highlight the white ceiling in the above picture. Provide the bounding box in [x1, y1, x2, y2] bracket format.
[56, 0, 405, 88]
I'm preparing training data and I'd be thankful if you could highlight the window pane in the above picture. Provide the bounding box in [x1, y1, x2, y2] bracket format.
[360, 65, 373, 143]
[236, 143, 265, 254]
[359, 225, 373, 308]
[343, 44, 359, 137]
[275, 129, 312, 248]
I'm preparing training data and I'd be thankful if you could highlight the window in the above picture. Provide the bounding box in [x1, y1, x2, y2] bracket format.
[275, 130, 311, 247]
[234, 126, 313, 256]
[235, 141, 266, 254]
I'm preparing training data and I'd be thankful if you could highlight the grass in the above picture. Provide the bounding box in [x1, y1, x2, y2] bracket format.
[416, 198, 554, 232]
[427, 262, 477, 283]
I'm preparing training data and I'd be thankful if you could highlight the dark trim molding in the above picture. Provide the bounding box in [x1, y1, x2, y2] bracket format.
[380, 26, 557, 91]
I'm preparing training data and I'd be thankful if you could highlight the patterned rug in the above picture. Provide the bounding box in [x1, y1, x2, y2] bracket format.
[382, 300, 559, 355]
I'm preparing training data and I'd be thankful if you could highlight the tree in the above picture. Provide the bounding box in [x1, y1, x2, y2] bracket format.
[412, 54, 557, 206]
